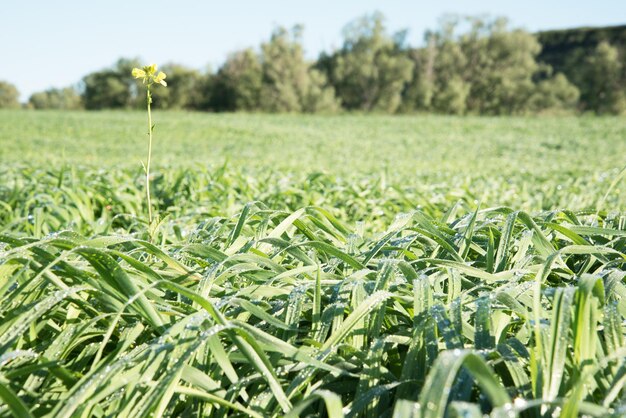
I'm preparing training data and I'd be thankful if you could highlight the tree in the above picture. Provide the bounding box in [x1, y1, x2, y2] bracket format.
[403, 15, 580, 115]
[0, 81, 20, 109]
[401, 34, 437, 112]
[82, 58, 141, 110]
[528, 73, 580, 113]
[210, 48, 263, 111]
[259, 26, 338, 113]
[29, 87, 82, 110]
[331, 12, 414, 112]
[404, 19, 471, 114]
[430, 20, 470, 114]
[579, 41, 626, 114]
[458, 17, 540, 114]
[433, 76, 470, 115]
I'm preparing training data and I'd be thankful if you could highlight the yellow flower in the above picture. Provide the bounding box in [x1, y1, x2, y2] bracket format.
[131, 68, 146, 79]
[132, 64, 167, 87]
[154, 71, 167, 86]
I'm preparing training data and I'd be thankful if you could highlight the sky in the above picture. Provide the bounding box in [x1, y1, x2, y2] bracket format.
[2, 0, 625, 100]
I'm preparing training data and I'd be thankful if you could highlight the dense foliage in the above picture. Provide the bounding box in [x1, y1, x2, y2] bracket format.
[0, 82, 20, 110]
[325, 12, 413, 113]
[578, 42, 626, 114]
[400, 16, 577, 115]
[537, 24, 626, 114]
[28, 88, 82, 111]
[12, 16, 626, 114]
[0, 112, 625, 417]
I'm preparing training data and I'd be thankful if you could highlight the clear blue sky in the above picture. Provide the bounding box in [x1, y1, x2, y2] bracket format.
[3, 0, 625, 100]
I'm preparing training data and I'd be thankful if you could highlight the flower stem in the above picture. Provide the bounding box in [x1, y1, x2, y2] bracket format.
[146, 88, 153, 224]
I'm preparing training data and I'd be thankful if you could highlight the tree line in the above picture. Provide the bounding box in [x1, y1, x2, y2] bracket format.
[1, 14, 625, 115]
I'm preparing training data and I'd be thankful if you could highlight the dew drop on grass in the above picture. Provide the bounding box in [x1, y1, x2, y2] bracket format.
[0, 349, 37, 366]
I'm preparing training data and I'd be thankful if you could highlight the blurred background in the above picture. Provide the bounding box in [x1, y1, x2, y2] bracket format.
[1, 0, 625, 115]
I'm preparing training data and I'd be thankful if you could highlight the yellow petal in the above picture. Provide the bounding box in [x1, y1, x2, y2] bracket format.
[132, 68, 146, 79]
[145, 64, 157, 75]
[153, 71, 167, 87]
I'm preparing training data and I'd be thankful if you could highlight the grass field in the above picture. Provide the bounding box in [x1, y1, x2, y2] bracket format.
[1, 110, 625, 417]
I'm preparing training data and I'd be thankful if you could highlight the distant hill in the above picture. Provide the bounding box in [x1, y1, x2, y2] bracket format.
[537, 24, 626, 79]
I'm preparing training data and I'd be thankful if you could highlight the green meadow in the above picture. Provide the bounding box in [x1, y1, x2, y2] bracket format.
[0, 110, 625, 417]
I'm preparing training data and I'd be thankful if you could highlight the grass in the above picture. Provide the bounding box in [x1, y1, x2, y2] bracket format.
[0, 110, 625, 417]
[1, 110, 625, 172]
